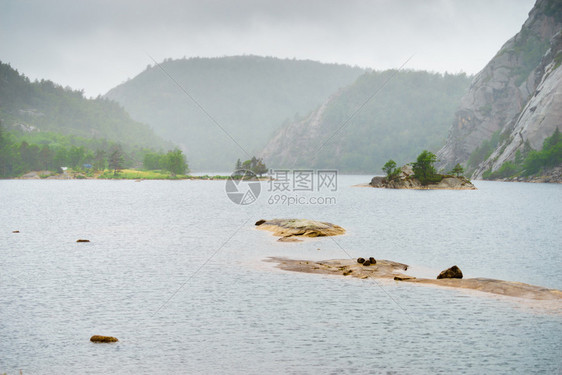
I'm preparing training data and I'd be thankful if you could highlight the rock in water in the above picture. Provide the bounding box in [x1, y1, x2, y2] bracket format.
[76, 239, 90, 243]
[255, 219, 266, 226]
[394, 275, 416, 281]
[256, 219, 345, 238]
[437, 265, 463, 279]
[90, 335, 118, 343]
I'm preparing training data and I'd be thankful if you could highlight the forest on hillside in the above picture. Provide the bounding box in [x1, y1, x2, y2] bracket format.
[105, 55, 365, 170]
[263, 70, 472, 173]
[0, 61, 171, 150]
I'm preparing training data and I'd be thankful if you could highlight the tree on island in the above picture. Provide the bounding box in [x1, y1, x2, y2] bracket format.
[412, 150, 440, 185]
[108, 145, 124, 176]
[236, 156, 268, 177]
[382, 159, 401, 180]
[449, 163, 464, 177]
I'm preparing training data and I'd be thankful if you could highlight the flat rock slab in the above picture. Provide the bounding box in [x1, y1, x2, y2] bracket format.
[266, 257, 562, 301]
[267, 257, 408, 279]
[408, 278, 562, 300]
[257, 219, 345, 238]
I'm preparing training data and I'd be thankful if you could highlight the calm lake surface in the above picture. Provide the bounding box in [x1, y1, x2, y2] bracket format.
[1, 177, 561, 374]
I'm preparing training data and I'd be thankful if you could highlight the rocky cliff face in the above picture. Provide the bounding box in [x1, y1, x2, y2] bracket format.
[437, 0, 562, 177]
[261, 70, 471, 172]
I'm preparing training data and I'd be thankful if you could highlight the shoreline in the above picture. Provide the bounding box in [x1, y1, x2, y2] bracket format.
[10, 170, 270, 181]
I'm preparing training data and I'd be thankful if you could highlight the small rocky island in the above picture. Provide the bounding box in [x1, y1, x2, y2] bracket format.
[370, 165, 476, 190]
[267, 258, 562, 301]
[255, 219, 345, 241]
[367, 150, 476, 190]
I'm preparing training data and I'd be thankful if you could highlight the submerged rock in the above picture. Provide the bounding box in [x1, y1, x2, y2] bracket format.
[394, 275, 416, 281]
[90, 335, 118, 343]
[267, 257, 562, 301]
[278, 236, 302, 242]
[437, 265, 463, 279]
[256, 219, 345, 238]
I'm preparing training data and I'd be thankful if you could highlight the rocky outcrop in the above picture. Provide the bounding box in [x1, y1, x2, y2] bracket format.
[437, 265, 463, 279]
[437, 0, 562, 178]
[369, 166, 476, 190]
[473, 31, 562, 178]
[267, 257, 562, 301]
[260, 71, 471, 172]
[256, 219, 345, 238]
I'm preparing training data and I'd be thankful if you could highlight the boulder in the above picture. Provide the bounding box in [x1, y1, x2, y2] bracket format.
[437, 265, 463, 279]
[76, 239, 90, 243]
[363, 260, 371, 266]
[255, 219, 266, 226]
[90, 335, 118, 343]
[369, 257, 376, 264]
[369, 176, 386, 187]
[400, 165, 414, 177]
[357, 257, 365, 264]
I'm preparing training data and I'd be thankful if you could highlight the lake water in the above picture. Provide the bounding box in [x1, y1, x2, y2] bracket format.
[0, 177, 561, 374]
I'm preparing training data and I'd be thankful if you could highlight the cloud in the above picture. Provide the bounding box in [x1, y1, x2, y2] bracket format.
[0, 0, 534, 96]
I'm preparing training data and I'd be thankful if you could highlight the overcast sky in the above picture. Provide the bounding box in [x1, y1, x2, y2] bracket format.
[1, 0, 535, 97]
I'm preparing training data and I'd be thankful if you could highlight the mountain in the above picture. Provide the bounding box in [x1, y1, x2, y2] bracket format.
[105, 56, 365, 171]
[0, 61, 171, 150]
[260, 70, 471, 173]
[436, 0, 562, 178]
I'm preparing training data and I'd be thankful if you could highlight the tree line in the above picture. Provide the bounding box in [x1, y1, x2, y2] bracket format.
[0, 124, 189, 178]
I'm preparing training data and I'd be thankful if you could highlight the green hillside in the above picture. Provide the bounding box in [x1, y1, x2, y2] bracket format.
[0, 61, 171, 149]
[262, 70, 472, 173]
[105, 55, 365, 171]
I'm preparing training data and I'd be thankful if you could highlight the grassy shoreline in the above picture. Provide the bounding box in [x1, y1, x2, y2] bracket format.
[13, 169, 270, 181]
[15, 169, 233, 180]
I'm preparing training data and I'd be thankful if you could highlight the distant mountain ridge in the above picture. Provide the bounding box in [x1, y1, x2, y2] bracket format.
[0, 61, 170, 149]
[261, 70, 472, 172]
[436, 0, 562, 178]
[105, 55, 365, 171]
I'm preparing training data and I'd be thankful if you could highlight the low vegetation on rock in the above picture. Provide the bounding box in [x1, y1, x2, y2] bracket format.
[372, 150, 476, 190]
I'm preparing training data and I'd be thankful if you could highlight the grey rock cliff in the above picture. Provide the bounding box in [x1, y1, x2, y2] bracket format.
[437, 0, 562, 177]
